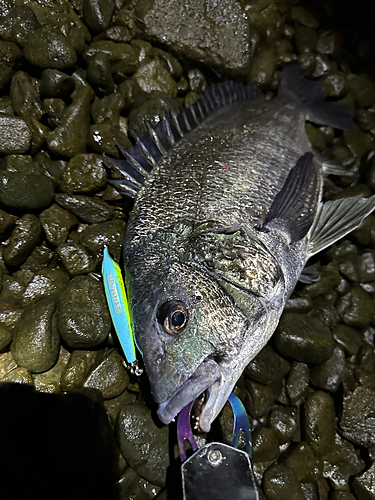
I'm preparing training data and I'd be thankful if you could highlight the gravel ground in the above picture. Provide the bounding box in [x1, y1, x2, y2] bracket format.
[0, 0, 375, 499]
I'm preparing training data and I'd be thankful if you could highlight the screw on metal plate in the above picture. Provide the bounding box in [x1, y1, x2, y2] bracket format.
[207, 449, 223, 466]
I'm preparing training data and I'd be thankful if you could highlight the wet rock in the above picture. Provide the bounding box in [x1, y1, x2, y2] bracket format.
[249, 49, 275, 85]
[0, 116, 31, 154]
[0, 5, 41, 46]
[47, 87, 91, 158]
[286, 362, 309, 405]
[111, 9, 136, 41]
[245, 345, 290, 385]
[273, 313, 334, 364]
[33, 345, 70, 393]
[0, 275, 25, 307]
[39, 204, 77, 246]
[352, 462, 375, 500]
[55, 193, 113, 223]
[28, 117, 49, 154]
[4, 214, 41, 267]
[114, 466, 161, 499]
[10, 71, 43, 120]
[263, 463, 305, 500]
[344, 125, 375, 160]
[60, 153, 107, 194]
[0, 40, 23, 90]
[252, 427, 280, 463]
[84, 41, 137, 77]
[127, 91, 180, 132]
[294, 27, 318, 54]
[86, 53, 114, 94]
[116, 402, 170, 486]
[321, 72, 347, 98]
[0, 322, 13, 350]
[339, 251, 375, 282]
[290, 6, 319, 28]
[79, 219, 126, 262]
[21, 267, 69, 306]
[84, 349, 129, 399]
[0, 95, 14, 115]
[57, 243, 95, 276]
[44, 98, 67, 127]
[40, 69, 74, 98]
[0, 209, 17, 233]
[340, 385, 375, 454]
[131, 40, 154, 66]
[336, 285, 374, 329]
[11, 298, 59, 373]
[23, 28, 77, 69]
[302, 264, 341, 298]
[21, 243, 54, 273]
[303, 391, 336, 457]
[0, 308, 23, 329]
[60, 349, 103, 392]
[330, 493, 356, 500]
[0, 351, 18, 379]
[312, 54, 331, 78]
[91, 94, 124, 129]
[104, 388, 136, 426]
[283, 442, 322, 482]
[0, 170, 54, 210]
[268, 407, 297, 443]
[321, 433, 364, 489]
[134, 0, 251, 74]
[244, 379, 276, 419]
[82, 0, 115, 32]
[1, 365, 33, 384]
[88, 123, 132, 157]
[57, 274, 111, 348]
[347, 74, 375, 109]
[316, 31, 342, 57]
[309, 345, 346, 392]
[133, 58, 178, 97]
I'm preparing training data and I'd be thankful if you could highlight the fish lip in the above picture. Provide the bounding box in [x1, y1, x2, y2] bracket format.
[156, 358, 222, 425]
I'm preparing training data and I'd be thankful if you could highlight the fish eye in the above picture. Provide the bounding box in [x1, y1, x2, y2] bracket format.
[158, 300, 188, 335]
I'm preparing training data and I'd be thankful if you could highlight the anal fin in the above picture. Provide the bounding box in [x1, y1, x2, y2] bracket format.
[308, 195, 375, 257]
[299, 265, 320, 284]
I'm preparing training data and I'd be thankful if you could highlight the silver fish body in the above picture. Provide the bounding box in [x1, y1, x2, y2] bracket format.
[121, 64, 375, 432]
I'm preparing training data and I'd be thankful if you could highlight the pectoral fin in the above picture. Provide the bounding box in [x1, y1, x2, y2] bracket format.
[262, 152, 320, 242]
[308, 195, 375, 257]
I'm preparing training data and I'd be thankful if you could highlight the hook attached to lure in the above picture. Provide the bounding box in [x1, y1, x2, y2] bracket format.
[102, 247, 143, 376]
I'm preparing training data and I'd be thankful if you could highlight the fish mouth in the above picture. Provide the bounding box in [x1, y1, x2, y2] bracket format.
[156, 358, 223, 432]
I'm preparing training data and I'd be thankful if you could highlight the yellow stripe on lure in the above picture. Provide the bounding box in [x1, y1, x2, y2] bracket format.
[102, 247, 142, 375]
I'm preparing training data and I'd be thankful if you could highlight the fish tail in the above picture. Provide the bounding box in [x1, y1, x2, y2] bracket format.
[279, 62, 353, 130]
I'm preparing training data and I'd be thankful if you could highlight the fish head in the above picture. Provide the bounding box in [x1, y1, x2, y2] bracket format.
[126, 229, 286, 432]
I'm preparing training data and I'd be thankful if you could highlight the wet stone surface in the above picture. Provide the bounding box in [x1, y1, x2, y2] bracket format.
[0, 1, 374, 498]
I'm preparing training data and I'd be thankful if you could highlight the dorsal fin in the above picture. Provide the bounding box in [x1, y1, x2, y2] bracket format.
[106, 81, 261, 198]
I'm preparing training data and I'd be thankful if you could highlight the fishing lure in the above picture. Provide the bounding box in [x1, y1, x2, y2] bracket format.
[101, 247, 142, 376]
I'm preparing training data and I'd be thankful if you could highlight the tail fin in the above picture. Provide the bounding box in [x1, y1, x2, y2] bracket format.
[279, 62, 353, 130]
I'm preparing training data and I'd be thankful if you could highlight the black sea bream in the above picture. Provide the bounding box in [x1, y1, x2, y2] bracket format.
[109, 63, 375, 432]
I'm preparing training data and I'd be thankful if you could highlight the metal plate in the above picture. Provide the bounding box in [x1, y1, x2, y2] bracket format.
[182, 442, 259, 500]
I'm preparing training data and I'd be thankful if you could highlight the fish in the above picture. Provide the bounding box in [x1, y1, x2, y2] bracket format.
[108, 62, 375, 433]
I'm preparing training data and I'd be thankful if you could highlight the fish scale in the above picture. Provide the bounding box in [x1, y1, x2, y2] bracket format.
[108, 63, 375, 433]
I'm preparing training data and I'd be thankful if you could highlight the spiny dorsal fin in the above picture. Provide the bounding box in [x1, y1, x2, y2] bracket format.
[106, 81, 261, 198]
[262, 152, 320, 242]
[308, 195, 375, 257]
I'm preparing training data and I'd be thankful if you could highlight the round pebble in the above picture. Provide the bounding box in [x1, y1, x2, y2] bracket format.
[23, 28, 77, 69]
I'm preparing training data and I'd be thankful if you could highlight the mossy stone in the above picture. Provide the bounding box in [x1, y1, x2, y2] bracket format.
[4, 214, 41, 267]
[21, 267, 69, 306]
[337, 285, 375, 329]
[252, 427, 280, 463]
[88, 123, 132, 157]
[273, 313, 334, 364]
[133, 57, 178, 97]
[0, 5, 41, 47]
[10, 70, 43, 120]
[47, 86, 91, 158]
[283, 441, 322, 482]
[23, 28, 77, 69]
[286, 361, 309, 405]
[84, 349, 129, 399]
[309, 345, 346, 392]
[40, 69, 74, 98]
[61, 153, 107, 194]
[84, 41, 137, 76]
[39, 204, 78, 246]
[263, 463, 305, 500]
[11, 298, 60, 373]
[0, 40, 23, 90]
[249, 49, 275, 85]
[268, 407, 298, 444]
[244, 379, 276, 419]
[339, 251, 375, 282]
[0, 322, 13, 351]
[82, 0, 115, 32]
[303, 391, 336, 457]
[57, 274, 111, 348]
[245, 345, 290, 385]
[91, 94, 125, 127]
[55, 193, 113, 223]
[86, 53, 114, 94]
[79, 219, 126, 262]
[0, 171, 54, 210]
[57, 243, 95, 276]
[60, 349, 104, 392]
